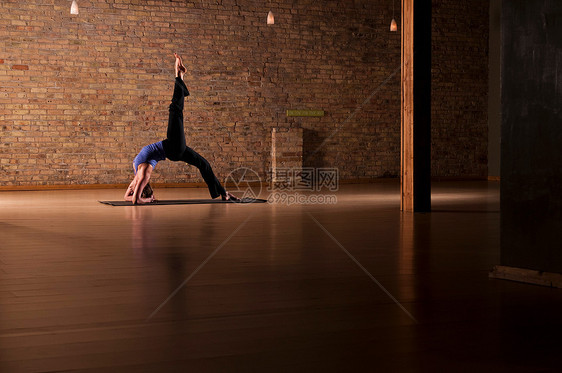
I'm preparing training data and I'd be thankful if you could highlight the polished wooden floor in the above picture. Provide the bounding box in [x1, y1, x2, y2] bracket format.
[1, 181, 561, 372]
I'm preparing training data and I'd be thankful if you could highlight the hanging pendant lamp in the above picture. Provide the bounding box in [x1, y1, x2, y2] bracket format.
[390, 18, 397, 32]
[267, 11, 275, 25]
[390, 0, 397, 31]
[70, 0, 79, 15]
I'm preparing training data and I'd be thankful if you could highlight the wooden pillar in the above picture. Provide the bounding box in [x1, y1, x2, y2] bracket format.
[401, 0, 431, 212]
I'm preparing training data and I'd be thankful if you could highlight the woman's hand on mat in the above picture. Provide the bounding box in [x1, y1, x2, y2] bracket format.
[136, 195, 155, 204]
[124, 184, 135, 201]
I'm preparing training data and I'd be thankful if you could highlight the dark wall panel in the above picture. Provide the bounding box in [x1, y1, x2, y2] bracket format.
[501, 0, 562, 272]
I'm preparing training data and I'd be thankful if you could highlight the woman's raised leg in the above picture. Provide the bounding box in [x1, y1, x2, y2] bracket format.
[162, 53, 189, 161]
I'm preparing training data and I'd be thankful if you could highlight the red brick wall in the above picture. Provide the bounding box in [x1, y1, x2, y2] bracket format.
[432, 0, 489, 177]
[0, 0, 488, 187]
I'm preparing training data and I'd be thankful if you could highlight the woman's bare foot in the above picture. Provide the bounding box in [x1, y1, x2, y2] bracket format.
[222, 191, 240, 202]
[174, 52, 186, 79]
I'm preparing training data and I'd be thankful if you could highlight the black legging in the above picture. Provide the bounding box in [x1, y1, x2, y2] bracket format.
[162, 77, 226, 199]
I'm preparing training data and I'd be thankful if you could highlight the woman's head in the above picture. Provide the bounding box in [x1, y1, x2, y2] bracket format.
[141, 183, 153, 199]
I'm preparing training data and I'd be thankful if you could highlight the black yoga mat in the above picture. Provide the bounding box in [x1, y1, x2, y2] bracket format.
[99, 198, 267, 206]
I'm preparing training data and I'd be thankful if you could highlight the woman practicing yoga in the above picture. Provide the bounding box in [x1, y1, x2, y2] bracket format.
[124, 53, 238, 204]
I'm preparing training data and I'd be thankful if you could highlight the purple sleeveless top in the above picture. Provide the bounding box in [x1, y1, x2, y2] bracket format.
[133, 141, 166, 173]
